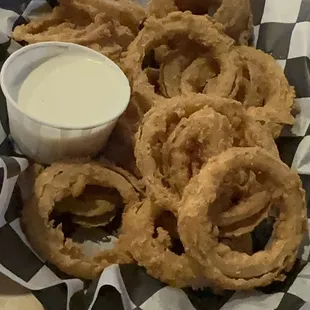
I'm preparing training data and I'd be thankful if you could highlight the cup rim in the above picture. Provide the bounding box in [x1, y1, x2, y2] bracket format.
[0, 41, 131, 130]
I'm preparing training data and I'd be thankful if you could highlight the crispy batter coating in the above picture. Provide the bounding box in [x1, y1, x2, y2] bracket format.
[12, 0, 145, 64]
[178, 147, 307, 290]
[232, 46, 295, 137]
[123, 11, 294, 136]
[203, 46, 296, 137]
[22, 161, 140, 279]
[135, 94, 279, 212]
[147, 0, 253, 44]
[122, 11, 234, 110]
[98, 157, 145, 194]
[119, 199, 204, 288]
[16, 0, 302, 291]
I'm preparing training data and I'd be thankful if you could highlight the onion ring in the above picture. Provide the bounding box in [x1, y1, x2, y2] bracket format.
[12, 0, 145, 64]
[207, 169, 274, 237]
[22, 161, 140, 279]
[77, 0, 146, 33]
[98, 157, 145, 195]
[178, 147, 307, 290]
[122, 11, 235, 109]
[119, 199, 203, 288]
[146, 0, 253, 44]
[135, 94, 279, 212]
[206, 46, 295, 138]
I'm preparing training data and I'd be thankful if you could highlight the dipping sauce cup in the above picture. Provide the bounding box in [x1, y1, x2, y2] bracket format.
[0, 42, 130, 164]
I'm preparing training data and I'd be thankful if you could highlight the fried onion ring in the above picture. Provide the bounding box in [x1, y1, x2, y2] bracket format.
[207, 46, 295, 138]
[119, 199, 203, 288]
[22, 161, 140, 279]
[178, 147, 307, 290]
[206, 169, 274, 237]
[12, 0, 145, 64]
[135, 94, 279, 212]
[146, 0, 253, 44]
[180, 50, 239, 97]
[122, 11, 235, 110]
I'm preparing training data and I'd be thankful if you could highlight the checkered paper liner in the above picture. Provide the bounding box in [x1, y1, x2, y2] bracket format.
[0, 0, 310, 309]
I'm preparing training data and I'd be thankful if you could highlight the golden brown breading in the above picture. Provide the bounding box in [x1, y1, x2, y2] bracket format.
[22, 161, 140, 279]
[178, 147, 307, 290]
[147, 0, 253, 44]
[12, 0, 145, 64]
[135, 94, 279, 212]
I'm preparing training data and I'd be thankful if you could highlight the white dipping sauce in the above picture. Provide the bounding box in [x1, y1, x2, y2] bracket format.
[18, 53, 126, 127]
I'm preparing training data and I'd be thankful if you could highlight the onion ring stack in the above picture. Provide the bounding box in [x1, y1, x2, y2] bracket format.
[178, 147, 307, 290]
[119, 148, 306, 289]
[135, 94, 279, 212]
[119, 147, 306, 289]
[146, 0, 253, 44]
[119, 11, 238, 174]
[123, 12, 295, 138]
[19, 0, 306, 292]
[22, 161, 140, 279]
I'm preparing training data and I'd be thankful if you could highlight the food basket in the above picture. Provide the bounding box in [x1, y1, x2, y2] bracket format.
[0, 0, 309, 309]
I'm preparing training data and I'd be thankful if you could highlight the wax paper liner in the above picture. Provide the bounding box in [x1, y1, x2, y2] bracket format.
[0, 0, 310, 309]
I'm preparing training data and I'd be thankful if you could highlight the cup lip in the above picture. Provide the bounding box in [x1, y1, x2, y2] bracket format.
[0, 41, 131, 130]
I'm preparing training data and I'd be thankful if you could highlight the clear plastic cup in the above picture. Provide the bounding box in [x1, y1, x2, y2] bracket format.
[0, 42, 130, 164]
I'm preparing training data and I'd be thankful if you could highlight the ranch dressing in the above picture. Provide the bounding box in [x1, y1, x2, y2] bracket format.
[18, 53, 126, 128]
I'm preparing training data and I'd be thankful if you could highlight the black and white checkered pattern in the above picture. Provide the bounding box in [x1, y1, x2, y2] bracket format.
[0, 0, 309, 309]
